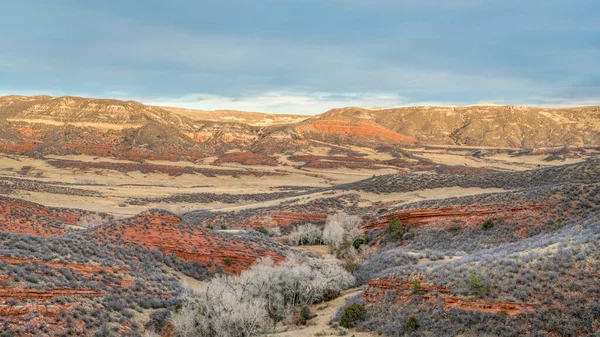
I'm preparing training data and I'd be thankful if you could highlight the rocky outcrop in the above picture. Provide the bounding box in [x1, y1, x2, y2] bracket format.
[88, 211, 286, 274]
[366, 203, 552, 231]
[365, 277, 534, 316]
[0, 287, 102, 300]
[304, 120, 418, 144]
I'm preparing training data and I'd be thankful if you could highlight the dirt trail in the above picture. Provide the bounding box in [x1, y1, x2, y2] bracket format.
[266, 288, 376, 337]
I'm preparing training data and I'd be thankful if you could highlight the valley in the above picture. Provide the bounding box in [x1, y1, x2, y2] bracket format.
[0, 95, 598, 336]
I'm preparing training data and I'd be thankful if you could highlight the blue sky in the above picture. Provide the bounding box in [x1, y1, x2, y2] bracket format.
[0, 0, 598, 114]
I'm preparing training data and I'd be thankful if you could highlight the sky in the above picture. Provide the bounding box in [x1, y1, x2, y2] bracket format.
[0, 0, 599, 114]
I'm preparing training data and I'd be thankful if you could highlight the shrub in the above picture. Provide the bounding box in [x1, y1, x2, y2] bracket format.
[289, 224, 323, 245]
[352, 236, 371, 249]
[469, 274, 488, 297]
[388, 219, 406, 240]
[300, 306, 312, 324]
[340, 303, 366, 329]
[482, 219, 495, 230]
[255, 226, 269, 236]
[323, 212, 362, 251]
[412, 279, 422, 294]
[223, 257, 232, 267]
[405, 316, 419, 331]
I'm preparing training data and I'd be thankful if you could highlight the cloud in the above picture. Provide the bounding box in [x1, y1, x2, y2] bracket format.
[0, 0, 598, 106]
[143, 92, 408, 115]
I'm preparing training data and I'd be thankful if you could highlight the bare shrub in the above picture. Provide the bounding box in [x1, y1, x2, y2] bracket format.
[323, 212, 363, 257]
[288, 224, 323, 246]
[76, 214, 107, 228]
[172, 257, 355, 337]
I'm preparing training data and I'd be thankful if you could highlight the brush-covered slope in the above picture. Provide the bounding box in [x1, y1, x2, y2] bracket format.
[0, 196, 112, 236]
[0, 205, 292, 336]
[343, 157, 600, 337]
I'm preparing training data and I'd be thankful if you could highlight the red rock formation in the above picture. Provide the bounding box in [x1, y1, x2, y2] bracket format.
[310, 120, 418, 144]
[366, 203, 552, 231]
[0, 287, 102, 300]
[365, 277, 534, 316]
[0, 303, 78, 317]
[89, 211, 286, 274]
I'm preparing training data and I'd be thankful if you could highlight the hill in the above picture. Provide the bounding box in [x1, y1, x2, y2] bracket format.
[304, 105, 600, 148]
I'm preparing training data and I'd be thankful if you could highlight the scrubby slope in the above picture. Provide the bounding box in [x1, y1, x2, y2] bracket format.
[358, 211, 600, 336]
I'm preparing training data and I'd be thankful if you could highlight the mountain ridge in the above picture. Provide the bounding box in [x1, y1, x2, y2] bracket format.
[1, 95, 599, 152]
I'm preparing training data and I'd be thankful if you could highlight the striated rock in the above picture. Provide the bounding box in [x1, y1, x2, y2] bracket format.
[365, 277, 534, 316]
[0, 287, 102, 300]
[366, 203, 552, 231]
[88, 210, 286, 274]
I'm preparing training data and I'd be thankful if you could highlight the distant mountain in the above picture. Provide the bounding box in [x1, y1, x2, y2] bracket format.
[304, 105, 600, 148]
[0, 95, 197, 131]
[0, 95, 599, 162]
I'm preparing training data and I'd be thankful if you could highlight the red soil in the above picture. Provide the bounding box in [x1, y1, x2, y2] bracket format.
[365, 277, 535, 316]
[311, 120, 418, 144]
[0, 199, 68, 236]
[213, 152, 278, 166]
[89, 211, 286, 274]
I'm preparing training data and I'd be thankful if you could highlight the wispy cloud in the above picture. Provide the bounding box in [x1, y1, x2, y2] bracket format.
[143, 92, 408, 114]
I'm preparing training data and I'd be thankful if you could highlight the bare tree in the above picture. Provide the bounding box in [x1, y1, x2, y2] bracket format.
[323, 212, 363, 256]
[172, 257, 355, 337]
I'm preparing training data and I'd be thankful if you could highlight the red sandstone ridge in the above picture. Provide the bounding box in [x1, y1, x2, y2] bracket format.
[309, 120, 418, 144]
[87, 210, 286, 274]
[364, 277, 535, 316]
[366, 203, 553, 232]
